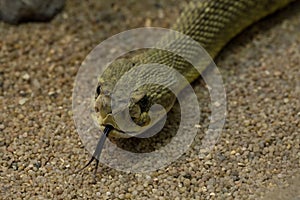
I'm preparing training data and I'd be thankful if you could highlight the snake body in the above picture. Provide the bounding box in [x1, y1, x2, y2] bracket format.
[95, 0, 294, 138]
[78, 0, 295, 176]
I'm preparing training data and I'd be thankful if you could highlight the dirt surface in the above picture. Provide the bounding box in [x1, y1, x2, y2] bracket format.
[0, 0, 299, 199]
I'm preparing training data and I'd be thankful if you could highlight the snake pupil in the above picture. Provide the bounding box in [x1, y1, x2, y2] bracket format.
[96, 84, 101, 97]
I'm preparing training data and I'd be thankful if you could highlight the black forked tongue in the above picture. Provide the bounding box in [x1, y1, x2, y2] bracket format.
[75, 125, 112, 180]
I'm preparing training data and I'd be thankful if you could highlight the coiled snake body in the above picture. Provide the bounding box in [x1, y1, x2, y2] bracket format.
[79, 0, 295, 175]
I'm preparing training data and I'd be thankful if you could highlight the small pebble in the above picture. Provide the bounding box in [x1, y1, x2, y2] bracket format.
[18, 98, 28, 105]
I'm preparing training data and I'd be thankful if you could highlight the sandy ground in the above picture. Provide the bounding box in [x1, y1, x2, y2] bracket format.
[0, 0, 299, 199]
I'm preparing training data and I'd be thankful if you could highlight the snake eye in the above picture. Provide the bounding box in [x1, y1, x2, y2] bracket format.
[95, 84, 101, 98]
[138, 95, 149, 112]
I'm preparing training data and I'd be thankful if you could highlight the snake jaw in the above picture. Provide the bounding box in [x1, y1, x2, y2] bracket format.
[99, 113, 139, 138]
[102, 114, 123, 133]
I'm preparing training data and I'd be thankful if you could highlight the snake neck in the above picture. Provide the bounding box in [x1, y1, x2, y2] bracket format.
[132, 0, 294, 84]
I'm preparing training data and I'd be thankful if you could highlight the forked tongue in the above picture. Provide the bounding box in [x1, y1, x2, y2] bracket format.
[75, 125, 112, 179]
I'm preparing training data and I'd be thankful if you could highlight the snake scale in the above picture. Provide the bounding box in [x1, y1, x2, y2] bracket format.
[79, 0, 295, 175]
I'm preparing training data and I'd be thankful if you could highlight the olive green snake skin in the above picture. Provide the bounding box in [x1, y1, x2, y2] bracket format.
[94, 0, 295, 138]
[76, 0, 296, 177]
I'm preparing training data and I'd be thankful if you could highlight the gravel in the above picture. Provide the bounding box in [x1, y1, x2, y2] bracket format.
[0, 0, 299, 199]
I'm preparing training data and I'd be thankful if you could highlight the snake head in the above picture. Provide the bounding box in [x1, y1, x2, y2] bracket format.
[94, 59, 157, 138]
[94, 58, 177, 138]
